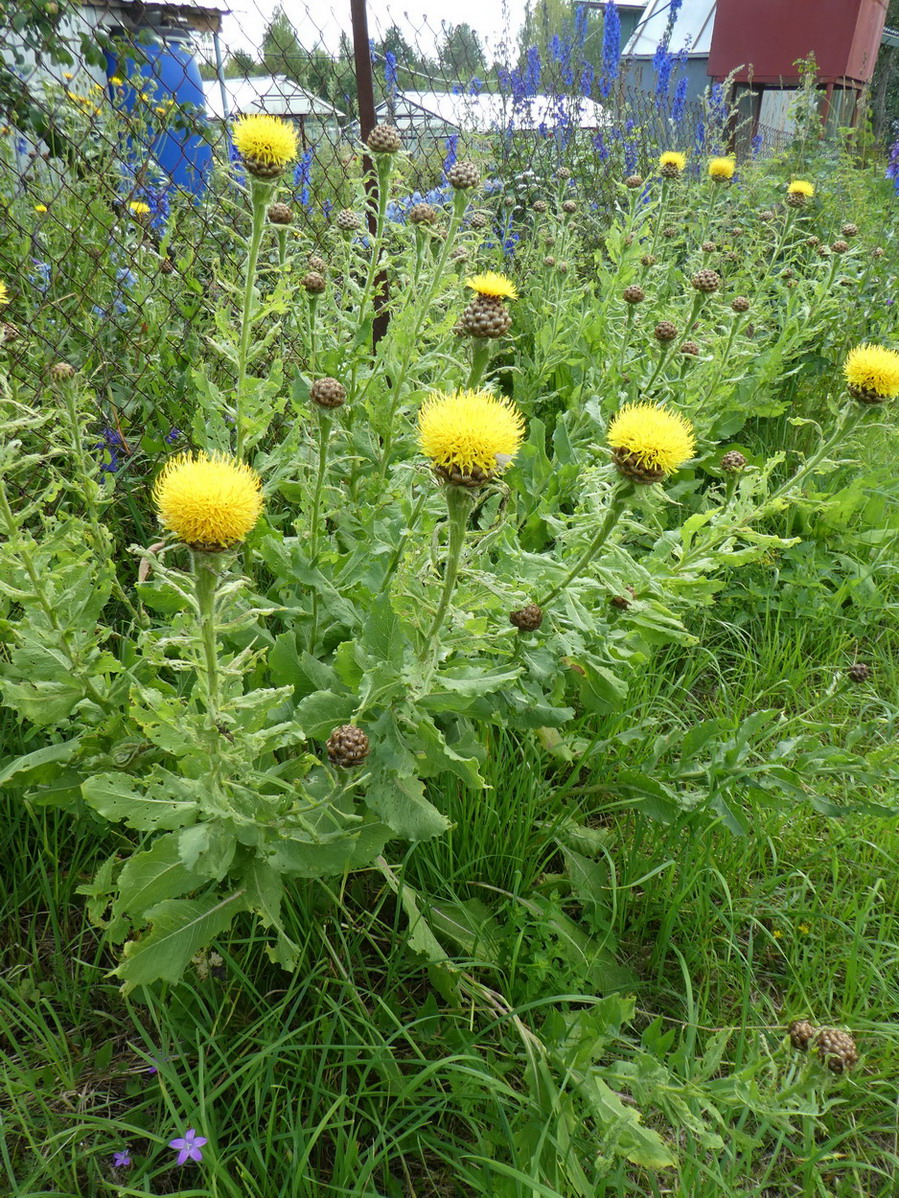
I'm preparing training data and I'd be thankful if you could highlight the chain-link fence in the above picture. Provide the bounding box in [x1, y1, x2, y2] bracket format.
[0, 0, 753, 442]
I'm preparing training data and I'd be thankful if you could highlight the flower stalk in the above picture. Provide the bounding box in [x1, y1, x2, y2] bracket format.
[425, 484, 474, 645]
[540, 485, 630, 606]
[236, 179, 274, 461]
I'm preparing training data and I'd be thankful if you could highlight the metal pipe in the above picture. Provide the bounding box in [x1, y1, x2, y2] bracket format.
[212, 29, 228, 123]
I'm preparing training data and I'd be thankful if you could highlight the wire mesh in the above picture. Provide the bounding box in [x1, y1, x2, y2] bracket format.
[1, 0, 743, 462]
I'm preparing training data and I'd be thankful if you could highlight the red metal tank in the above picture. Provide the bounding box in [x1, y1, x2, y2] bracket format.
[707, 0, 888, 85]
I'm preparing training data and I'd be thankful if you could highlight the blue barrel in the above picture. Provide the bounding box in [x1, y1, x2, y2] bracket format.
[106, 33, 211, 196]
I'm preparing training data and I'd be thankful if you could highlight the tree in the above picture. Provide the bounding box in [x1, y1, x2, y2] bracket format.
[261, 7, 307, 84]
[438, 23, 486, 82]
[227, 49, 258, 79]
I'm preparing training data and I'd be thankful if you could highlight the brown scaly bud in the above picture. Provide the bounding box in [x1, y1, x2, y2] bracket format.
[831, 240, 849, 254]
[543, 256, 556, 267]
[838, 277, 854, 287]
[267, 202, 293, 225]
[722, 250, 740, 263]
[815, 1028, 858, 1073]
[610, 587, 636, 610]
[622, 284, 646, 304]
[460, 295, 512, 339]
[543, 232, 556, 245]
[720, 450, 746, 472]
[310, 377, 346, 409]
[308, 255, 326, 273]
[680, 340, 700, 356]
[662, 225, 678, 239]
[509, 604, 543, 631]
[435, 462, 495, 487]
[731, 296, 750, 313]
[623, 234, 634, 245]
[556, 166, 572, 179]
[625, 174, 644, 189]
[532, 199, 547, 213]
[450, 246, 468, 263]
[847, 663, 872, 683]
[612, 446, 666, 485]
[561, 199, 577, 214]
[640, 253, 657, 267]
[654, 320, 678, 342]
[730, 226, 744, 238]
[786, 190, 808, 208]
[841, 222, 858, 237]
[817, 245, 832, 258]
[446, 160, 480, 190]
[160, 257, 175, 275]
[660, 160, 681, 179]
[781, 268, 795, 279]
[558, 261, 569, 274]
[701, 240, 716, 252]
[335, 208, 361, 232]
[49, 362, 76, 380]
[469, 211, 488, 229]
[366, 124, 401, 153]
[691, 269, 721, 293]
[871, 246, 884, 258]
[1, 322, 20, 343]
[759, 209, 775, 222]
[327, 724, 370, 768]
[806, 236, 820, 247]
[301, 271, 326, 294]
[503, 195, 516, 208]
[789, 1020, 817, 1051]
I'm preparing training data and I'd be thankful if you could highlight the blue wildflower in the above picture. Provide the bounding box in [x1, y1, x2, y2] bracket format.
[442, 134, 458, 177]
[385, 50, 397, 99]
[593, 131, 610, 160]
[525, 46, 541, 96]
[30, 259, 51, 293]
[751, 131, 763, 157]
[672, 77, 688, 123]
[165, 427, 182, 443]
[169, 1129, 207, 1167]
[293, 148, 313, 209]
[600, 0, 621, 98]
[93, 427, 125, 473]
[112, 1151, 132, 1170]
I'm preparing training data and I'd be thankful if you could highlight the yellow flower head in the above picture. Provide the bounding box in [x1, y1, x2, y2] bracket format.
[232, 114, 298, 175]
[659, 151, 686, 171]
[34, 203, 48, 213]
[843, 343, 899, 401]
[0, 280, 8, 306]
[708, 156, 735, 180]
[153, 452, 263, 548]
[110, 76, 124, 86]
[787, 179, 814, 197]
[419, 389, 525, 483]
[465, 271, 518, 301]
[128, 200, 151, 216]
[607, 403, 696, 481]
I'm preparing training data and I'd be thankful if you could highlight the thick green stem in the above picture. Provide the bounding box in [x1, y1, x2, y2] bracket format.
[648, 178, 669, 259]
[308, 408, 331, 564]
[354, 154, 394, 340]
[467, 338, 492, 389]
[192, 551, 223, 726]
[384, 486, 429, 591]
[424, 485, 473, 647]
[645, 342, 673, 392]
[277, 226, 288, 269]
[540, 486, 630, 607]
[308, 294, 319, 376]
[236, 181, 273, 461]
[617, 306, 635, 374]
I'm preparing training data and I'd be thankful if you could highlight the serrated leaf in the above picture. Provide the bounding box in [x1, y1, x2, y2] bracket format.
[116, 890, 246, 991]
[0, 737, 81, 787]
[83, 771, 198, 831]
[114, 834, 203, 925]
[365, 771, 449, 841]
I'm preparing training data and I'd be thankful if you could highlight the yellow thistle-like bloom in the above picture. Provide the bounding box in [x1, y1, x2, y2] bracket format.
[153, 452, 263, 549]
[128, 200, 151, 216]
[232, 113, 298, 177]
[607, 403, 696, 483]
[787, 180, 814, 197]
[34, 203, 48, 213]
[419, 389, 525, 486]
[465, 271, 519, 301]
[109, 75, 124, 86]
[843, 343, 899, 403]
[0, 280, 9, 306]
[708, 156, 736, 180]
[659, 151, 687, 171]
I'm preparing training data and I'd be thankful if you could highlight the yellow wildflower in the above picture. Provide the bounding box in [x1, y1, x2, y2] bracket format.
[787, 180, 814, 197]
[232, 113, 298, 177]
[0, 280, 9, 306]
[419, 389, 525, 484]
[843, 343, 899, 402]
[465, 271, 518, 301]
[708, 156, 735, 180]
[153, 452, 263, 549]
[110, 76, 124, 86]
[659, 151, 686, 174]
[607, 403, 696, 483]
[128, 200, 151, 216]
[34, 204, 48, 213]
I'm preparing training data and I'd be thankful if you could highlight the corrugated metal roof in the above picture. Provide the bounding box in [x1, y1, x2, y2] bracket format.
[624, 0, 717, 57]
[81, 0, 232, 14]
[883, 25, 899, 47]
[376, 90, 608, 132]
[203, 75, 345, 120]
